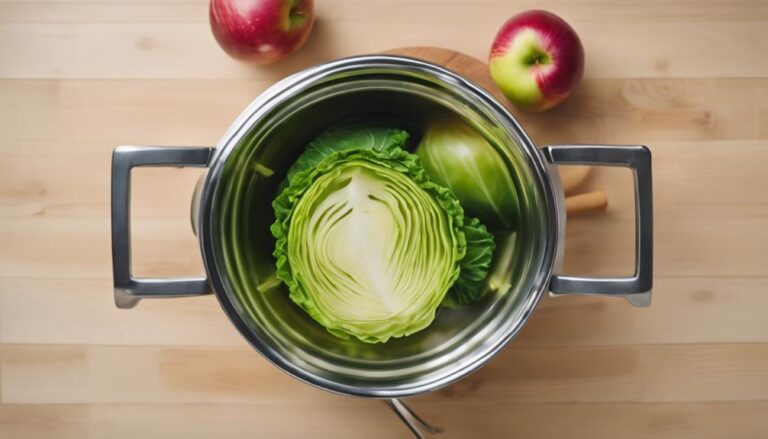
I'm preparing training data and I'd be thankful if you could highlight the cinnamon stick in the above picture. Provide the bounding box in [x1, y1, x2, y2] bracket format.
[566, 190, 608, 216]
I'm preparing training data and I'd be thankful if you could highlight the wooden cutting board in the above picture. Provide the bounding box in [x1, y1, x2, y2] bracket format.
[384, 46, 511, 104]
[384, 46, 593, 195]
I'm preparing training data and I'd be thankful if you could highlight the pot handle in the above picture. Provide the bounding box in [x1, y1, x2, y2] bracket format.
[542, 145, 653, 307]
[111, 146, 214, 309]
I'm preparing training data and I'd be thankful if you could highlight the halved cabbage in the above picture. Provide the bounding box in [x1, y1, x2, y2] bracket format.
[272, 147, 466, 343]
[271, 123, 498, 343]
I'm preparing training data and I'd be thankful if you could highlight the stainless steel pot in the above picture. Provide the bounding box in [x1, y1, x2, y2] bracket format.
[111, 55, 652, 435]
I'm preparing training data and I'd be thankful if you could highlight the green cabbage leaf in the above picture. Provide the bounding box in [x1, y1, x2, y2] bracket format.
[443, 217, 496, 308]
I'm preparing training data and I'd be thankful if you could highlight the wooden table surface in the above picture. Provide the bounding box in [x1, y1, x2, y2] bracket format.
[2, 1, 768, 438]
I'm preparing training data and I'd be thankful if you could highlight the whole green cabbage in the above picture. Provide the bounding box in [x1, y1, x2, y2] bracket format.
[416, 117, 520, 230]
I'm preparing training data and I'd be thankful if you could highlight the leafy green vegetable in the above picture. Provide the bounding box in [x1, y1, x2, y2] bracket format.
[444, 217, 496, 307]
[271, 122, 496, 343]
[273, 146, 466, 343]
[416, 117, 519, 229]
[285, 123, 410, 183]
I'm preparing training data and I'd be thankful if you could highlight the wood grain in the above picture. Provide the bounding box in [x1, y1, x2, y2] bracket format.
[3, 343, 768, 404]
[0, 402, 765, 439]
[3, 277, 768, 347]
[1, 0, 768, 437]
[3, 0, 768, 23]
[1, 17, 767, 79]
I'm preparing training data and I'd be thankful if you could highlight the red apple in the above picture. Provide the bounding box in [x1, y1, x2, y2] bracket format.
[489, 10, 584, 112]
[210, 0, 314, 64]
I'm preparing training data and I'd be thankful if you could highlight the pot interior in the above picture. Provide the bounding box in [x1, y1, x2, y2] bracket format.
[210, 60, 552, 396]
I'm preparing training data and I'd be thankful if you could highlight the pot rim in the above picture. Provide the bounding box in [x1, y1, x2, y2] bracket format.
[198, 54, 562, 398]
